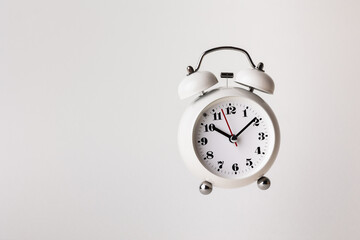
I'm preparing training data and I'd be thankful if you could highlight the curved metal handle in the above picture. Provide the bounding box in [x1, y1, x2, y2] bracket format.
[190, 46, 257, 74]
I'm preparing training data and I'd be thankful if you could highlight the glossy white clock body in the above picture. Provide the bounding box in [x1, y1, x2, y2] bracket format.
[178, 87, 280, 188]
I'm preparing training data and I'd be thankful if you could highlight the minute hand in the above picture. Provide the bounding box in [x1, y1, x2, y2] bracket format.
[235, 117, 257, 138]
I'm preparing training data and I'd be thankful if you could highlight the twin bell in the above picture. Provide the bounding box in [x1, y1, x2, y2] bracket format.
[178, 46, 275, 100]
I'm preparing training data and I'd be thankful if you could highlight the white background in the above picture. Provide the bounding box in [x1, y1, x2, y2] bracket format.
[1, 0, 360, 239]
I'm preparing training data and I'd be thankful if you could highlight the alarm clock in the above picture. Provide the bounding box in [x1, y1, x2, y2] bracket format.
[178, 46, 280, 195]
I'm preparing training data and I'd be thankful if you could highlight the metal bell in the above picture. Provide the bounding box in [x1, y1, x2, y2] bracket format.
[235, 67, 275, 94]
[178, 71, 218, 99]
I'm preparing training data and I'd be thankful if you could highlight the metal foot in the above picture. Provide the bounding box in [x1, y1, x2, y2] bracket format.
[199, 181, 212, 195]
[257, 176, 271, 190]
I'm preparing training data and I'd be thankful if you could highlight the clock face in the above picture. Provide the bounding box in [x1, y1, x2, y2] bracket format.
[193, 96, 275, 179]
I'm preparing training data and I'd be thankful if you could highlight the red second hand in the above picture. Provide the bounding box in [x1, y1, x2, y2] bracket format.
[221, 109, 238, 147]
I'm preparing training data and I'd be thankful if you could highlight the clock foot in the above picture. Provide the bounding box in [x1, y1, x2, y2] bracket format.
[257, 176, 271, 190]
[199, 181, 212, 195]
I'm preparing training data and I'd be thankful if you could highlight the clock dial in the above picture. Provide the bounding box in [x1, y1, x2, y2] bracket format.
[193, 96, 275, 179]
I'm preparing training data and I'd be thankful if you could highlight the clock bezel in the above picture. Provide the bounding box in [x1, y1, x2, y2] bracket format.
[178, 87, 280, 188]
[192, 96, 276, 179]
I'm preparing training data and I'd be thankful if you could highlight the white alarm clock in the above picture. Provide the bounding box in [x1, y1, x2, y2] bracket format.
[178, 46, 280, 194]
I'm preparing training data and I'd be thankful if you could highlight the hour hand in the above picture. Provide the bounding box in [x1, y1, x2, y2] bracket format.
[213, 125, 232, 138]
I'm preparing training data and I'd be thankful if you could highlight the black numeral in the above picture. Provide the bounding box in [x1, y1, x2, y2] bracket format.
[246, 158, 253, 168]
[199, 137, 208, 145]
[253, 117, 261, 126]
[204, 123, 215, 132]
[258, 132, 268, 140]
[206, 151, 214, 159]
[243, 107, 248, 117]
[213, 112, 222, 120]
[255, 146, 261, 154]
[226, 106, 236, 115]
[255, 146, 265, 155]
[232, 163, 239, 172]
[217, 161, 224, 171]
